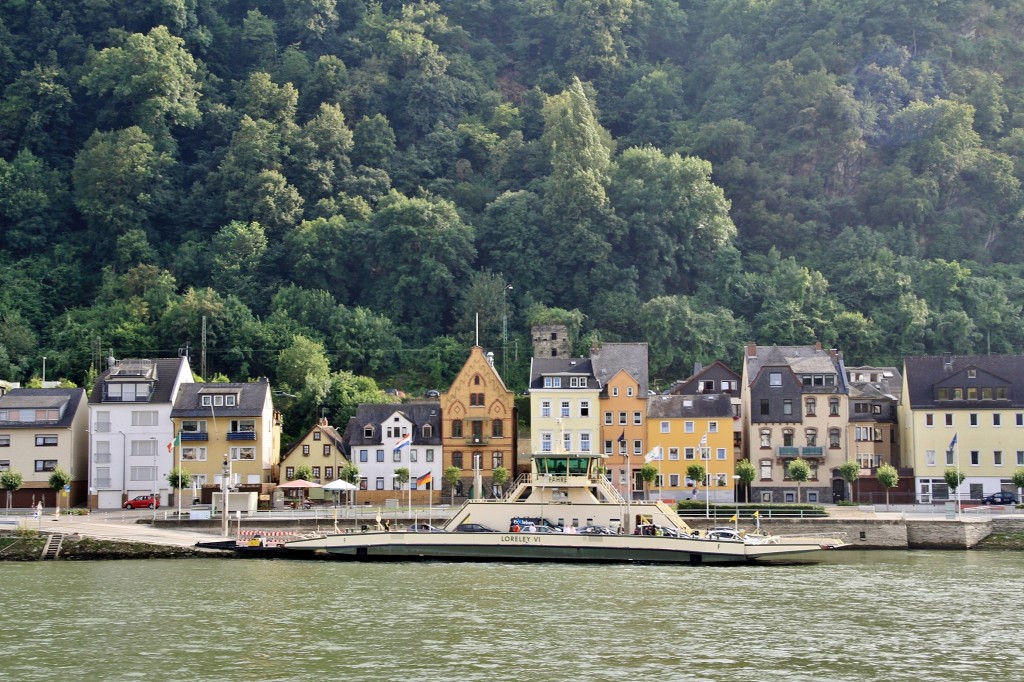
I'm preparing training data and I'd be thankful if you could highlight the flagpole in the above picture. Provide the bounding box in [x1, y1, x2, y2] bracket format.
[618, 431, 631, 533]
[955, 435, 961, 519]
[176, 432, 181, 519]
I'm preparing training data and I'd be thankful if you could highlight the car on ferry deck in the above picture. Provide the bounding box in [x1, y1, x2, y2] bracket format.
[454, 523, 498, 532]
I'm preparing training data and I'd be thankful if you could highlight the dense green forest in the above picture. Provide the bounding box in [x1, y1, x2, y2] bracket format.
[3, 0, 1024, 433]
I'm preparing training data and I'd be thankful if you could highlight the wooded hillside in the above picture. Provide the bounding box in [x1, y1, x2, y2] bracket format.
[3, 1, 1024, 430]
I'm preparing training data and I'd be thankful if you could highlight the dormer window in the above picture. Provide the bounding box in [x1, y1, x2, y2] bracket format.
[474, 375, 481, 385]
[422, 424, 432, 438]
[202, 395, 211, 407]
[769, 372, 782, 386]
[967, 369, 977, 378]
[363, 426, 374, 438]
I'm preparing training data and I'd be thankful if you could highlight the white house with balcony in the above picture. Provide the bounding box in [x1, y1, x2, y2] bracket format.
[87, 356, 194, 509]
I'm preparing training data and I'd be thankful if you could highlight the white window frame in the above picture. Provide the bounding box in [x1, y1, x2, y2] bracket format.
[541, 401, 551, 418]
[181, 447, 207, 461]
[231, 446, 256, 461]
[660, 421, 670, 433]
[131, 411, 158, 427]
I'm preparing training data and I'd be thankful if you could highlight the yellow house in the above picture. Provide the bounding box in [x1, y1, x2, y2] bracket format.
[170, 380, 281, 499]
[592, 343, 649, 498]
[278, 417, 348, 487]
[646, 394, 736, 502]
[440, 346, 517, 496]
[902, 354, 1024, 503]
[528, 357, 600, 461]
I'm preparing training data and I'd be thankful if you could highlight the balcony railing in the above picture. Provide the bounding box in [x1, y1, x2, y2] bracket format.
[465, 435, 489, 446]
[181, 432, 208, 442]
[801, 446, 824, 457]
[777, 446, 800, 456]
[227, 431, 257, 441]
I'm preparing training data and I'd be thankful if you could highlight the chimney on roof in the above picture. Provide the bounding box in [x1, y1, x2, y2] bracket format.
[693, 362, 703, 375]
[943, 353, 953, 371]
[746, 343, 757, 357]
[318, 417, 329, 426]
[486, 351, 495, 367]
[815, 341, 823, 350]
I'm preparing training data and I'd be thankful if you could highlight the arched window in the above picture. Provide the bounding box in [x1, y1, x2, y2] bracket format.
[829, 428, 841, 448]
[805, 428, 817, 447]
[805, 397, 816, 416]
[759, 429, 771, 448]
[782, 429, 794, 447]
[422, 424, 432, 438]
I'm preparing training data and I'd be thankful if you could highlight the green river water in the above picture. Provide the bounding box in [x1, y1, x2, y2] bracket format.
[0, 550, 1020, 681]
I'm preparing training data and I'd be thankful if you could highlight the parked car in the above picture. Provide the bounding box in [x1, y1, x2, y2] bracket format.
[520, 524, 559, 533]
[407, 523, 446, 532]
[124, 495, 159, 509]
[706, 527, 744, 542]
[576, 525, 616, 535]
[982, 491, 1018, 505]
[454, 523, 497, 532]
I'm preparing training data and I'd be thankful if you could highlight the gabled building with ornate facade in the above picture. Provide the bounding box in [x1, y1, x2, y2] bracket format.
[440, 346, 517, 497]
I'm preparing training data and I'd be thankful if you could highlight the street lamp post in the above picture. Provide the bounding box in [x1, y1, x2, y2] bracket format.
[149, 438, 158, 521]
[502, 281, 512, 378]
[221, 455, 231, 537]
[733, 474, 741, 529]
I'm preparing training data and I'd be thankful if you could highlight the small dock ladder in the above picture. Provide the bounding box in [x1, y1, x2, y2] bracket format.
[40, 533, 64, 560]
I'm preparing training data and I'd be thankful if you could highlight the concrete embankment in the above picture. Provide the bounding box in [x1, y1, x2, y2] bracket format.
[686, 516, 1024, 550]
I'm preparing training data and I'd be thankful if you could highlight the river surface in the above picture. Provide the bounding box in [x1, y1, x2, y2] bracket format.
[0, 550, 1020, 681]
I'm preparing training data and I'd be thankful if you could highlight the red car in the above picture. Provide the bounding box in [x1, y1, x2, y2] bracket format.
[124, 495, 159, 509]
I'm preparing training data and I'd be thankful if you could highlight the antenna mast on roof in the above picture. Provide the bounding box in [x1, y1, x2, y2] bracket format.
[201, 315, 207, 380]
[475, 313, 479, 346]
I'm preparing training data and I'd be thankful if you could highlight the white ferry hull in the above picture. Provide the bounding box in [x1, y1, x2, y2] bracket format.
[285, 531, 837, 564]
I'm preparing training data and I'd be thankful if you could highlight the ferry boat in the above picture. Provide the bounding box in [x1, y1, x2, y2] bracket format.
[285, 453, 845, 564]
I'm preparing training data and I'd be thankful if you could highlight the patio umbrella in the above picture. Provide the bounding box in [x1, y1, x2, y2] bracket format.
[322, 479, 358, 491]
[322, 478, 358, 507]
[277, 479, 322, 507]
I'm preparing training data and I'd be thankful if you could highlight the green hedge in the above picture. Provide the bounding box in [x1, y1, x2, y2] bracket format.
[674, 501, 827, 517]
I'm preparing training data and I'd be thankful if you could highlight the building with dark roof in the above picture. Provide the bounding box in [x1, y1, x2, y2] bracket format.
[343, 401, 442, 504]
[900, 354, 1024, 504]
[170, 379, 281, 502]
[741, 343, 849, 504]
[0, 388, 88, 508]
[646, 393, 736, 502]
[87, 356, 193, 509]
